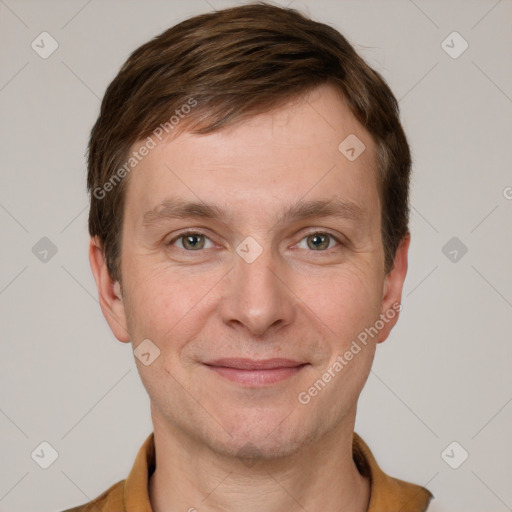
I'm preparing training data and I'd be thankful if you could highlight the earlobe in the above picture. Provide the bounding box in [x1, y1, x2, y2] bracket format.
[88, 237, 130, 343]
[376, 233, 410, 344]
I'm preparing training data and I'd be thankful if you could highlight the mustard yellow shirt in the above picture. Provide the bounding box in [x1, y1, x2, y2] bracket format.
[62, 432, 433, 511]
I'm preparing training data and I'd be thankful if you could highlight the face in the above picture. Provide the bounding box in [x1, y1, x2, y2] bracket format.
[90, 83, 409, 459]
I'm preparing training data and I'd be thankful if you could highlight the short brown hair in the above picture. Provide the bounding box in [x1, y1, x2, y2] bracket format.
[87, 2, 411, 283]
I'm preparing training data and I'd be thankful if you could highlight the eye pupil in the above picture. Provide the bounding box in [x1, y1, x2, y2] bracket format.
[183, 234, 204, 250]
[308, 233, 329, 250]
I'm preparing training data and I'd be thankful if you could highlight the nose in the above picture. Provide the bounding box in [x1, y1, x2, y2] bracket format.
[219, 243, 296, 338]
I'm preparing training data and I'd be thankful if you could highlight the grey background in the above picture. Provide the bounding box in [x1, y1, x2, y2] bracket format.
[1, 0, 511, 511]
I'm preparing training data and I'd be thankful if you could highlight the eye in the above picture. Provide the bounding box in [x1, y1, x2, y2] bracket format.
[296, 232, 340, 251]
[170, 232, 214, 251]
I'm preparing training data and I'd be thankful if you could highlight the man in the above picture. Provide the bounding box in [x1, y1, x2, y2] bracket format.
[65, 3, 433, 511]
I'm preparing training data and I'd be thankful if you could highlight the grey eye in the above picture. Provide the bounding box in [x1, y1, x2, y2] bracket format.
[296, 232, 338, 251]
[172, 233, 213, 250]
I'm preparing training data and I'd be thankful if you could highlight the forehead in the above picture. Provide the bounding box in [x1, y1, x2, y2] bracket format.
[123, 84, 379, 226]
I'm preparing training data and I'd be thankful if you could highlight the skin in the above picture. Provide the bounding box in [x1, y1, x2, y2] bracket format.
[90, 83, 410, 512]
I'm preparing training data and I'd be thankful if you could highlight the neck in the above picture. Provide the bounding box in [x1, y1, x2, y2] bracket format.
[148, 413, 370, 512]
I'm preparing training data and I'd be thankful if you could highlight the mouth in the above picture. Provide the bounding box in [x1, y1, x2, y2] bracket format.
[203, 358, 309, 386]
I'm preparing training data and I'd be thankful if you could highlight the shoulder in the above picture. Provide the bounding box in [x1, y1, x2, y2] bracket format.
[353, 433, 433, 512]
[59, 479, 125, 512]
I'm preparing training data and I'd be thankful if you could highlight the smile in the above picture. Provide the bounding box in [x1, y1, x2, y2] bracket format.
[203, 358, 309, 386]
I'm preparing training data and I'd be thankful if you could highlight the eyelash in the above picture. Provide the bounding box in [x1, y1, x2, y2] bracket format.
[168, 230, 343, 252]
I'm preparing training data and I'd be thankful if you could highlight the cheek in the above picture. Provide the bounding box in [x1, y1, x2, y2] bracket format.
[296, 266, 383, 344]
[123, 261, 220, 346]
[296, 272, 381, 411]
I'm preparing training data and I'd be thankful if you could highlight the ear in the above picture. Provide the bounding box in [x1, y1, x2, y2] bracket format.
[89, 236, 130, 343]
[375, 233, 410, 344]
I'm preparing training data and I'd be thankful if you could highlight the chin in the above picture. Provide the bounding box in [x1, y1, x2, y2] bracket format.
[212, 433, 307, 461]
[202, 409, 325, 461]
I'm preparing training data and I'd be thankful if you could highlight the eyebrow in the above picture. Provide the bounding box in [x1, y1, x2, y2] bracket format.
[142, 196, 366, 229]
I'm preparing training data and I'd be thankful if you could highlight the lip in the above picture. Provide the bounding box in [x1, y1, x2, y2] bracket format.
[203, 358, 308, 386]
[205, 358, 305, 370]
